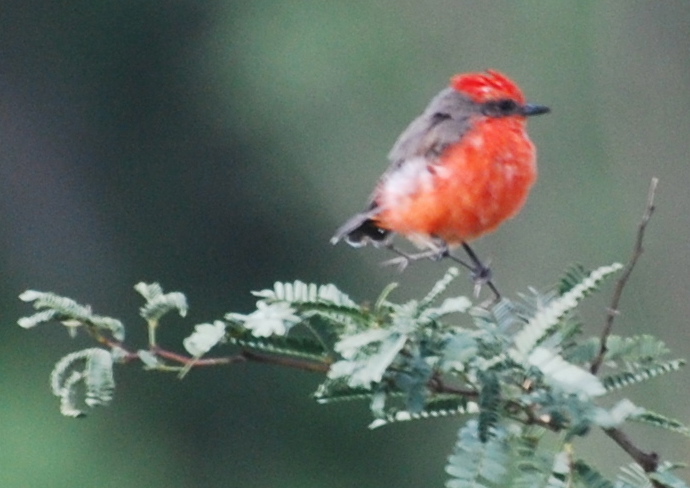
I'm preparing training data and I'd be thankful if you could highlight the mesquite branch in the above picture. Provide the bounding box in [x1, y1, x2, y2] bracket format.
[97, 335, 332, 374]
[84, 178, 667, 481]
[591, 177, 659, 376]
[590, 178, 662, 478]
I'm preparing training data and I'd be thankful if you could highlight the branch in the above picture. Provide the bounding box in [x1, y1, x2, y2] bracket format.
[603, 427, 659, 475]
[428, 374, 478, 398]
[241, 350, 331, 373]
[432, 375, 662, 478]
[590, 177, 658, 375]
[99, 335, 331, 373]
[153, 347, 243, 367]
[153, 347, 330, 372]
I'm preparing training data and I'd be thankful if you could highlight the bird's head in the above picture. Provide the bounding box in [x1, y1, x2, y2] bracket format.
[451, 70, 550, 118]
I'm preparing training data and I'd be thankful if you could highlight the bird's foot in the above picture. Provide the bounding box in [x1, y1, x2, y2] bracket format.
[380, 247, 444, 271]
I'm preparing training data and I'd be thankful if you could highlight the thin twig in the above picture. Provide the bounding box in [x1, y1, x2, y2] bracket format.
[590, 177, 658, 375]
[98, 334, 332, 373]
[590, 178, 664, 483]
[153, 347, 243, 367]
[241, 350, 331, 373]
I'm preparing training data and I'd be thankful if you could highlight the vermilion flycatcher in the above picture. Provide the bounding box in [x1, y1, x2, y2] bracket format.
[331, 70, 549, 295]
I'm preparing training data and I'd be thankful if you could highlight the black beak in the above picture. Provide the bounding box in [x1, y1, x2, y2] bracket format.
[521, 103, 550, 116]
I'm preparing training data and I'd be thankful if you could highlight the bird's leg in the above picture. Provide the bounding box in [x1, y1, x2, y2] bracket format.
[456, 242, 501, 302]
[381, 241, 501, 303]
[380, 244, 443, 271]
[382, 239, 473, 272]
[382, 239, 471, 271]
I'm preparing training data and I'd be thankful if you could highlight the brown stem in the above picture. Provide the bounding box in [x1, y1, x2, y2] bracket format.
[428, 374, 478, 398]
[240, 350, 331, 373]
[98, 333, 332, 372]
[151, 346, 331, 372]
[153, 347, 244, 367]
[603, 427, 659, 473]
[590, 178, 658, 375]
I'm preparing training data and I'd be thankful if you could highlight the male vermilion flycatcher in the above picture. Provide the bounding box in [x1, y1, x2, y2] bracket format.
[331, 70, 549, 295]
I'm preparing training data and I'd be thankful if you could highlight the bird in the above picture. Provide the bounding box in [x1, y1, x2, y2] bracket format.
[331, 70, 549, 298]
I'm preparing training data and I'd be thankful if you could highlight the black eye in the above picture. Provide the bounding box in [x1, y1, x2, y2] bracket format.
[482, 99, 519, 117]
[497, 99, 518, 113]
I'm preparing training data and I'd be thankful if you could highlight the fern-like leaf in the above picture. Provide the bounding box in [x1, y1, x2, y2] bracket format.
[330, 331, 408, 388]
[183, 321, 226, 357]
[605, 335, 671, 363]
[226, 302, 301, 337]
[602, 359, 685, 391]
[228, 330, 328, 361]
[617, 463, 653, 488]
[446, 420, 510, 488]
[314, 379, 378, 404]
[542, 450, 571, 488]
[17, 309, 59, 329]
[490, 298, 524, 332]
[294, 301, 370, 334]
[478, 371, 501, 442]
[369, 396, 476, 429]
[630, 409, 690, 437]
[19, 290, 125, 341]
[419, 296, 472, 324]
[135, 282, 188, 323]
[528, 347, 606, 397]
[649, 463, 690, 488]
[558, 264, 589, 295]
[511, 263, 623, 362]
[419, 267, 460, 310]
[252, 280, 356, 307]
[562, 337, 600, 366]
[507, 439, 559, 488]
[564, 334, 672, 370]
[50, 348, 115, 417]
[19, 290, 92, 319]
[242, 281, 365, 335]
[572, 460, 615, 488]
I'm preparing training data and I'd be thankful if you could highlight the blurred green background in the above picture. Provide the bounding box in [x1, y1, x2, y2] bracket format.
[1, 1, 689, 487]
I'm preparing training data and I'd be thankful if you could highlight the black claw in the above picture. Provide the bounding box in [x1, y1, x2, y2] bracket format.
[471, 264, 492, 283]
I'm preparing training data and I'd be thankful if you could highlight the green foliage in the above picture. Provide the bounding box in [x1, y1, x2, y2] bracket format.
[615, 462, 688, 488]
[19, 290, 125, 341]
[367, 395, 473, 429]
[477, 371, 501, 442]
[17, 265, 690, 487]
[565, 334, 674, 368]
[228, 331, 328, 362]
[183, 321, 226, 357]
[618, 462, 654, 488]
[602, 359, 686, 391]
[631, 410, 690, 437]
[650, 464, 690, 488]
[50, 348, 115, 418]
[135, 282, 188, 324]
[510, 262, 623, 362]
[446, 421, 511, 488]
[572, 461, 615, 488]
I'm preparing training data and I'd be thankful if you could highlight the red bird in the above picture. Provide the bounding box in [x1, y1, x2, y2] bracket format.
[332, 70, 549, 296]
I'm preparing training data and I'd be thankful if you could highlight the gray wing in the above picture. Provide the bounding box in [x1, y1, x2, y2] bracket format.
[332, 88, 480, 247]
[387, 87, 479, 163]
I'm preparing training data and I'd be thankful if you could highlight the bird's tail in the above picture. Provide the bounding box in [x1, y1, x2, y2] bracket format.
[330, 210, 391, 247]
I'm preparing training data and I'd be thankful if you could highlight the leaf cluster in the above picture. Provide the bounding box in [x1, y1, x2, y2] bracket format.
[17, 265, 689, 487]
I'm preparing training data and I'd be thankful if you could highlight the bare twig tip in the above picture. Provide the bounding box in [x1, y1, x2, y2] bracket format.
[590, 179, 659, 376]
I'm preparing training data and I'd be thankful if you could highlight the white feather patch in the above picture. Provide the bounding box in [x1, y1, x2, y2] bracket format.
[379, 157, 432, 208]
